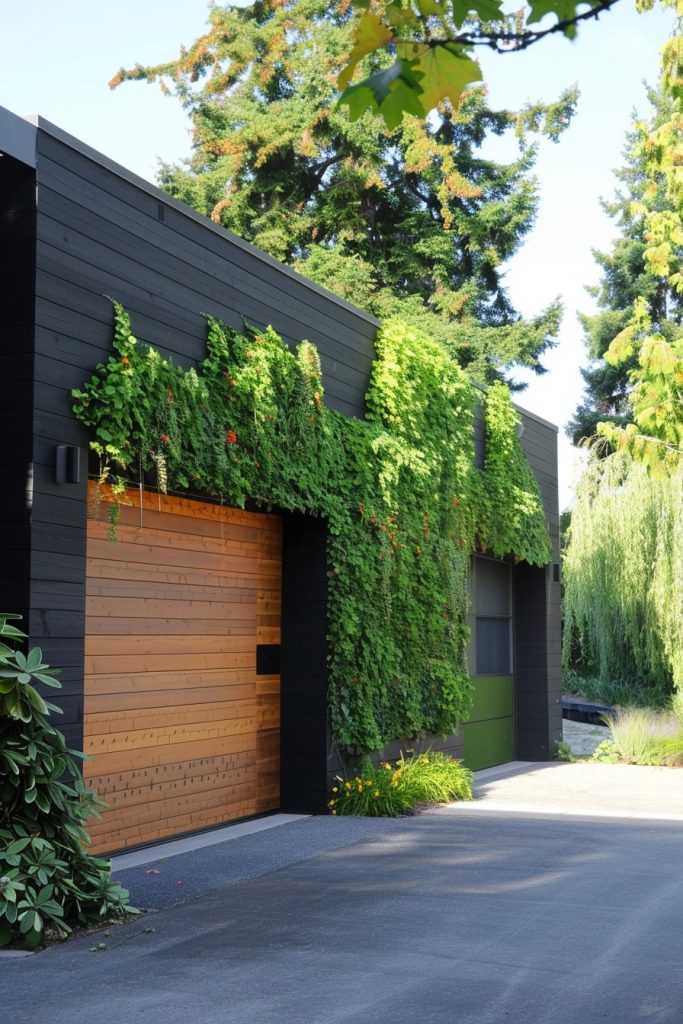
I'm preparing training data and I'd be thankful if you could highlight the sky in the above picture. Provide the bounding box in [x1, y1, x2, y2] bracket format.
[0, 0, 676, 507]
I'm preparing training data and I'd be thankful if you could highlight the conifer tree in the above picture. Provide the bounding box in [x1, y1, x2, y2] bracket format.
[570, 84, 683, 447]
[112, 0, 576, 385]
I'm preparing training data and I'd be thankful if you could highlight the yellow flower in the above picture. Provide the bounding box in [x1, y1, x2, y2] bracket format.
[332, 786, 338, 793]
[374, 791, 380, 798]
[345, 782, 351, 790]
[331, 810, 337, 815]
[328, 799, 336, 806]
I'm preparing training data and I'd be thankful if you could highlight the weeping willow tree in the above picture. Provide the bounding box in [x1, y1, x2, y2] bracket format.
[563, 452, 683, 699]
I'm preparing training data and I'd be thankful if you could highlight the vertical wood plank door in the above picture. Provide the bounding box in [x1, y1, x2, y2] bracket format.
[83, 483, 282, 853]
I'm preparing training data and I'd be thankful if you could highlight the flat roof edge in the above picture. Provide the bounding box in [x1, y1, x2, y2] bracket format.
[27, 113, 380, 330]
[513, 402, 559, 433]
[0, 106, 36, 167]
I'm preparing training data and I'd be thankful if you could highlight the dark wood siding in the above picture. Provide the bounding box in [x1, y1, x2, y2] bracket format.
[29, 123, 377, 754]
[0, 154, 36, 627]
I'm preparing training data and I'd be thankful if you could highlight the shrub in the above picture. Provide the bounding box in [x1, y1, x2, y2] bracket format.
[0, 613, 136, 949]
[563, 669, 671, 710]
[599, 707, 683, 767]
[329, 751, 473, 817]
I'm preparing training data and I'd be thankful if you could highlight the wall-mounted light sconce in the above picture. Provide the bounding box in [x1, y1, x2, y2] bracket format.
[55, 445, 81, 484]
[552, 563, 560, 583]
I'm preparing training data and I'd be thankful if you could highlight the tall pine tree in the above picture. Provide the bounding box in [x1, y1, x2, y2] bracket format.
[569, 86, 683, 445]
[112, 0, 576, 385]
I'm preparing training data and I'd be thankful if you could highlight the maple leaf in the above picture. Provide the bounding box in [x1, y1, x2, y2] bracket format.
[527, 0, 583, 37]
[338, 11, 393, 90]
[399, 42, 482, 114]
[339, 58, 426, 129]
[450, 0, 506, 27]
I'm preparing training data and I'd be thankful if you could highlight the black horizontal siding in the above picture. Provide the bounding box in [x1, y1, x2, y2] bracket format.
[29, 123, 380, 750]
[513, 414, 562, 759]
[0, 155, 36, 633]
[7, 113, 563, 789]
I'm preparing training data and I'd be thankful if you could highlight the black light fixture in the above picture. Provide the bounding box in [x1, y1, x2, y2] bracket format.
[552, 563, 560, 583]
[55, 445, 81, 484]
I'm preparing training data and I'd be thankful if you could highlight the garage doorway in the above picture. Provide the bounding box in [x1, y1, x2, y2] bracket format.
[83, 484, 282, 853]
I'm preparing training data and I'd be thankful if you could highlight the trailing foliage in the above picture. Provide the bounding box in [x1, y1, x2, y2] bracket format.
[563, 451, 683, 701]
[0, 613, 136, 950]
[480, 382, 550, 561]
[328, 751, 473, 817]
[72, 304, 550, 753]
[111, 0, 572, 386]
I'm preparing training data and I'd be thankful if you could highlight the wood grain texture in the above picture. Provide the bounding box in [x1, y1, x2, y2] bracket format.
[83, 483, 282, 852]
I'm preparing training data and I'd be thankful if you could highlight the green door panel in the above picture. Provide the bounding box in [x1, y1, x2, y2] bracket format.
[463, 717, 515, 771]
[467, 675, 513, 722]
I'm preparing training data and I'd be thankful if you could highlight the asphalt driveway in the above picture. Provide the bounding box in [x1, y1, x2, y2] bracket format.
[2, 788, 683, 1024]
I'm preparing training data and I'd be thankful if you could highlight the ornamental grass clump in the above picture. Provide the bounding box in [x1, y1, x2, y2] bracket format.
[596, 707, 683, 767]
[329, 752, 473, 817]
[0, 613, 137, 949]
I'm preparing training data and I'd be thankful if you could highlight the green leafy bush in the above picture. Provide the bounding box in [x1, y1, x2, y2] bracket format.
[0, 613, 136, 950]
[563, 669, 671, 711]
[329, 752, 473, 817]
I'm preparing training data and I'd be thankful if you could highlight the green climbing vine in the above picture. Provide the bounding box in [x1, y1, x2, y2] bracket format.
[72, 303, 550, 753]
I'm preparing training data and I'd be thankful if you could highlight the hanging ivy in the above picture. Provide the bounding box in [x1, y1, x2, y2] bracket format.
[479, 382, 552, 562]
[563, 451, 683, 698]
[72, 303, 550, 753]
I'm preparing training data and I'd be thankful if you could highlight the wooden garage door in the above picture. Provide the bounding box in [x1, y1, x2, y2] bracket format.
[83, 483, 282, 853]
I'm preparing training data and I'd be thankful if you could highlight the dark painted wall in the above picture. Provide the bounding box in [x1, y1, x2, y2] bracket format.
[516, 410, 562, 758]
[27, 120, 377, 752]
[280, 514, 330, 813]
[0, 154, 36, 630]
[1, 107, 561, 800]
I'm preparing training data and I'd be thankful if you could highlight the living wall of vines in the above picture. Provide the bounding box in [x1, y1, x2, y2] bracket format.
[563, 451, 683, 698]
[72, 304, 550, 753]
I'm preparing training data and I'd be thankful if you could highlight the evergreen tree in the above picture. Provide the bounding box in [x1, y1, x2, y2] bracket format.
[569, 86, 683, 445]
[112, 0, 575, 385]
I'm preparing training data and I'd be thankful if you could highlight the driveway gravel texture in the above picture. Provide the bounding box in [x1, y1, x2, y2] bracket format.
[2, 762, 683, 1024]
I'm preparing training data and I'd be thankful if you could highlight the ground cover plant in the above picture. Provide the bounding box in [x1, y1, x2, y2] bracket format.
[73, 306, 550, 757]
[328, 751, 473, 816]
[0, 613, 136, 950]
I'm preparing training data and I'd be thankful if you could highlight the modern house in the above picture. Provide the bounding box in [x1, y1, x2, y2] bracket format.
[1, 105, 561, 854]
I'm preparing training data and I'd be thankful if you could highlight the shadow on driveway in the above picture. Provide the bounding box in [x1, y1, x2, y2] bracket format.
[3, 809, 683, 1024]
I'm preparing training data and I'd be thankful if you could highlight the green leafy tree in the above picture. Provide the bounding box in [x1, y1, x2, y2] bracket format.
[569, 86, 682, 445]
[596, 3, 683, 466]
[111, 0, 575, 385]
[333, 0, 617, 128]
